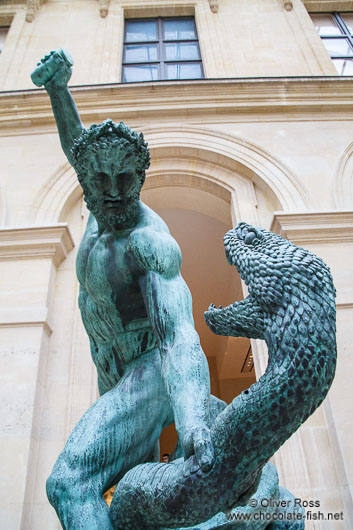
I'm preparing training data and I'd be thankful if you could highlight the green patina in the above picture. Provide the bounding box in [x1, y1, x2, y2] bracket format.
[31, 51, 336, 530]
[109, 224, 336, 530]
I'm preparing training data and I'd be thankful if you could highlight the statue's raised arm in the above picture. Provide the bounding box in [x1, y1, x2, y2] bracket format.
[31, 49, 84, 166]
[32, 48, 216, 530]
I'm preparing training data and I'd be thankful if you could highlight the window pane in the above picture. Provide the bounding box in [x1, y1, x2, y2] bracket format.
[123, 64, 158, 82]
[164, 42, 200, 61]
[124, 44, 158, 63]
[125, 20, 157, 42]
[164, 18, 196, 40]
[0, 27, 9, 53]
[310, 14, 341, 36]
[322, 37, 353, 56]
[341, 13, 353, 34]
[332, 58, 353, 75]
[166, 62, 202, 79]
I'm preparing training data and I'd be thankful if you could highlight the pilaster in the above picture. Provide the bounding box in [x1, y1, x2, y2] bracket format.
[271, 210, 353, 527]
[0, 223, 74, 529]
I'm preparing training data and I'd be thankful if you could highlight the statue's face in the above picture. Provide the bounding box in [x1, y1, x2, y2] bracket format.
[80, 144, 143, 229]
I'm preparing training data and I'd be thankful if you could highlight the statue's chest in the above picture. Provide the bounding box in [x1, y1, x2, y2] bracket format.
[85, 233, 133, 307]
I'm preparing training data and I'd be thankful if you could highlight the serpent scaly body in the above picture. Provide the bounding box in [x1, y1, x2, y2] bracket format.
[110, 222, 336, 530]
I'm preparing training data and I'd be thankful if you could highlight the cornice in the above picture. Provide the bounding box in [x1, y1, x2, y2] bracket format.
[271, 210, 353, 244]
[0, 223, 74, 267]
[1, 0, 47, 22]
[1, 77, 353, 132]
[336, 302, 353, 309]
[302, 1, 353, 12]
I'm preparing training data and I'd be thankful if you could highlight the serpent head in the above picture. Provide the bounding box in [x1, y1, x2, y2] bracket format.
[205, 222, 336, 340]
[223, 222, 290, 309]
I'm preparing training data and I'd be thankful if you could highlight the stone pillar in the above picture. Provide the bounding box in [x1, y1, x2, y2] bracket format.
[270, 211, 353, 529]
[0, 224, 74, 530]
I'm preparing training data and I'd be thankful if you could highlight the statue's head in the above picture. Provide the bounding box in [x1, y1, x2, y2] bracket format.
[71, 120, 150, 229]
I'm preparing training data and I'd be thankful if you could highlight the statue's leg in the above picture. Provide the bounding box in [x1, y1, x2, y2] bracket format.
[46, 348, 172, 530]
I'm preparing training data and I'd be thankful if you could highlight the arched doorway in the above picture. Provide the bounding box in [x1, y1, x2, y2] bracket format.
[142, 182, 255, 457]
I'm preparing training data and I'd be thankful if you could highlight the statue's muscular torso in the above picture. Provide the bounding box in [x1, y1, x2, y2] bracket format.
[76, 203, 171, 395]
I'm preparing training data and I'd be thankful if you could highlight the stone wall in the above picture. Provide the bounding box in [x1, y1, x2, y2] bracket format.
[0, 1, 352, 529]
[0, 0, 338, 90]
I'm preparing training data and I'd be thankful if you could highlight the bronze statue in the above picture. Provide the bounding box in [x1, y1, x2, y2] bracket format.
[32, 50, 214, 530]
[32, 51, 336, 530]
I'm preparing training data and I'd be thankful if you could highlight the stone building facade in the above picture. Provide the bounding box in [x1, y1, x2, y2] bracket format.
[0, 1, 352, 529]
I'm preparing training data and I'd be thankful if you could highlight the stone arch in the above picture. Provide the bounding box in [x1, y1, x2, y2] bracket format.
[334, 140, 353, 209]
[143, 153, 241, 227]
[143, 125, 314, 211]
[31, 162, 82, 224]
[31, 125, 313, 225]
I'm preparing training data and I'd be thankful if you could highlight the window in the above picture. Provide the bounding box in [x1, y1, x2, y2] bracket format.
[0, 26, 9, 54]
[122, 17, 203, 82]
[310, 12, 353, 75]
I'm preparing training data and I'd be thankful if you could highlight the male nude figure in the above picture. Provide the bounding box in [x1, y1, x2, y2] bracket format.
[34, 51, 214, 529]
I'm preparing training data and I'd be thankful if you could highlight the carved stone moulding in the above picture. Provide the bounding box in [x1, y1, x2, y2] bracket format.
[283, 0, 293, 10]
[0, 223, 75, 267]
[0, 306, 53, 335]
[26, 0, 46, 23]
[209, 0, 219, 13]
[25, 0, 109, 21]
[99, 0, 110, 18]
[271, 210, 353, 244]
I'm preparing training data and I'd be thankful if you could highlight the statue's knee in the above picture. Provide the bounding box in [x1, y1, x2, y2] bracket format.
[46, 470, 60, 507]
[46, 462, 76, 507]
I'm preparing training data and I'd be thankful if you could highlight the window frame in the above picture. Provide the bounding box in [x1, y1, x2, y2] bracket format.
[0, 25, 10, 54]
[122, 16, 204, 83]
[310, 11, 353, 74]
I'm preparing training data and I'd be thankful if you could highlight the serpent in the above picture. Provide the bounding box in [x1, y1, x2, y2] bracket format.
[109, 222, 337, 530]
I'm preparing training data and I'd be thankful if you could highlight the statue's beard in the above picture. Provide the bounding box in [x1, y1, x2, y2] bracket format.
[84, 192, 140, 229]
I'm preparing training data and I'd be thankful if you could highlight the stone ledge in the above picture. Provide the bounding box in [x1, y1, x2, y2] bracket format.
[271, 211, 353, 244]
[303, 1, 353, 12]
[0, 306, 53, 335]
[336, 302, 353, 309]
[0, 223, 74, 267]
[1, 77, 353, 131]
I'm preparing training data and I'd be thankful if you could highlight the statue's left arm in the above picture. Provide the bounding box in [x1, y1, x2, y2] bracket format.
[127, 228, 214, 472]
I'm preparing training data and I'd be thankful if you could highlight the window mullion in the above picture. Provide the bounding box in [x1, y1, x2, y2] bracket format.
[333, 12, 353, 48]
[310, 11, 353, 75]
[337, 14, 353, 49]
[334, 12, 349, 35]
[158, 17, 165, 80]
[335, 13, 353, 55]
[122, 15, 204, 82]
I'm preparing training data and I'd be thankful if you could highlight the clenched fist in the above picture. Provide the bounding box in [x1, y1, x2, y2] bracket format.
[31, 49, 73, 88]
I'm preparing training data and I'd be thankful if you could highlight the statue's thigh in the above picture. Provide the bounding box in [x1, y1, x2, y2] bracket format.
[56, 350, 170, 489]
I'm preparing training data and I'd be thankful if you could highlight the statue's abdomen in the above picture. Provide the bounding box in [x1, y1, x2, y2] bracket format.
[78, 288, 158, 391]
